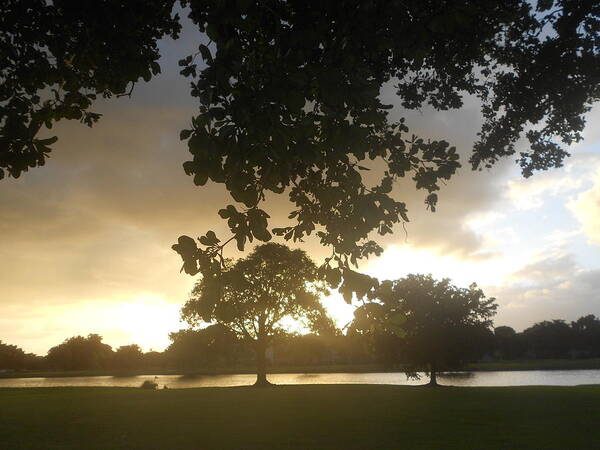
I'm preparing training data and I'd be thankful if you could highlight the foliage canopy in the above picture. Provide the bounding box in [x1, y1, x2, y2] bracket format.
[46, 334, 114, 371]
[2, 1, 599, 296]
[351, 274, 497, 384]
[181, 242, 334, 384]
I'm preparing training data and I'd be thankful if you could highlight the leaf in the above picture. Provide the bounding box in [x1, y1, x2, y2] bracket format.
[182, 161, 195, 175]
[171, 236, 199, 275]
[209, 107, 226, 121]
[253, 227, 272, 242]
[37, 136, 58, 146]
[236, 234, 246, 251]
[198, 44, 213, 63]
[536, 0, 554, 11]
[206, 230, 220, 245]
[194, 172, 208, 186]
[199, 231, 219, 246]
[150, 61, 161, 74]
[325, 267, 342, 288]
[178, 55, 192, 67]
[180, 129, 192, 141]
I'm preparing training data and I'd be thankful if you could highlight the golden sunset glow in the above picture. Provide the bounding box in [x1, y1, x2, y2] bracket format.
[113, 295, 185, 351]
[1, 27, 599, 357]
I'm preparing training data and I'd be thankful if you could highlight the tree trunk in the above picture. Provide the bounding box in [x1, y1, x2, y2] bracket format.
[254, 339, 273, 387]
[428, 362, 439, 387]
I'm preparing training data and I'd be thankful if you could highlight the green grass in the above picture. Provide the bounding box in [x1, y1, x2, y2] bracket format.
[1, 385, 599, 449]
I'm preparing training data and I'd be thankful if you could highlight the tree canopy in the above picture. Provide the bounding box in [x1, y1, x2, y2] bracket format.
[113, 344, 144, 370]
[0, 0, 180, 180]
[3, 1, 599, 296]
[181, 242, 334, 385]
[0, 340, 43, 371]
[166, 324, 239, 369]
[351, 274, 497, 385]
[46, 334, 114, 371]
[522, 319, 577, 359]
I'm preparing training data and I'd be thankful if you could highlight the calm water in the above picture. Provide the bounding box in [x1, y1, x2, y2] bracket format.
[0, 370, 599, 388]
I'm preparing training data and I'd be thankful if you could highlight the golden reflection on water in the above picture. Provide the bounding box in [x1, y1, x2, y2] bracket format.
[0, 370, 599, 388]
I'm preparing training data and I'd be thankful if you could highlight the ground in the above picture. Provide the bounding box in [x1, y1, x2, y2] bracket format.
[1, 385, 599, 449]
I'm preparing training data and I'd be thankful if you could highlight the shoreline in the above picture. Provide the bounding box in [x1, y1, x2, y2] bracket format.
[2, 358, 600, 379]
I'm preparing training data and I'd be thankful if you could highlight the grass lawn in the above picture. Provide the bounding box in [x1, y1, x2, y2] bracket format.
[1, 385, 599, 449]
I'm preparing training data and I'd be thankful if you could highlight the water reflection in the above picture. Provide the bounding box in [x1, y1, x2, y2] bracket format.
[0, 370, 599, 388]
[441, 372, 475, 379]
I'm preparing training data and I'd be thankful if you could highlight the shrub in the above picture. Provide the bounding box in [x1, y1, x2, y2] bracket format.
[140, 379, 158, 390]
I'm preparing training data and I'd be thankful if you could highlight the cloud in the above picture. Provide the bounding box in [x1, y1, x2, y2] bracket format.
[569, 168, 600, 245]
[0, 105, 203, 311]
[371, 87, 515, 259]
[488, 252, 600, 330]
[505, 148, 600, 211]
[507, 171, 584, 210]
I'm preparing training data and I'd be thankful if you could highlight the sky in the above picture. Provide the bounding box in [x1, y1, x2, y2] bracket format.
[1, 20, 599, 355]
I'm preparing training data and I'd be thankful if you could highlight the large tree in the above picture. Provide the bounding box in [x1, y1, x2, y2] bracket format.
[0, 341, 26, 370]
[352, 274, 497, 385]
[493, 325, 526, 360]
[3, 1, 599, 296]
[180, 242, 333, 386]
[46, 334, 114, 371]
[113, 344, 144, 370]
[571, 314, 600, 357]
[521, 319, 576, 359]
[166, 324, 239, 369]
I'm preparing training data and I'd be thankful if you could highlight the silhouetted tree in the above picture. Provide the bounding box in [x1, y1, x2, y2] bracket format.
[142, 350, 166, 369]
[273, 333, 343, 367]
[522, 320, 576, 359]
[181, 243, 334, 386]
[347, 315, 405, 369]
[571, 315, 600, 357]
[167, 324, 239, 369]
[352, 274, 497, 385]
[46, 334, 113, 371]
[0, 341, 26, 370]
[494, 326, 526, 360]
[0, 341, 46, 371]
[113, 344, 144, 370]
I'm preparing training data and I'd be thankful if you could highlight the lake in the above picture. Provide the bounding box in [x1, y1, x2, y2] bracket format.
[0, 370, 599, 388]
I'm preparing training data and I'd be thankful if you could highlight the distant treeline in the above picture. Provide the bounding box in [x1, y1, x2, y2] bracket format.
[2, 314, 600, 372]
[494, 315, 600, 360]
